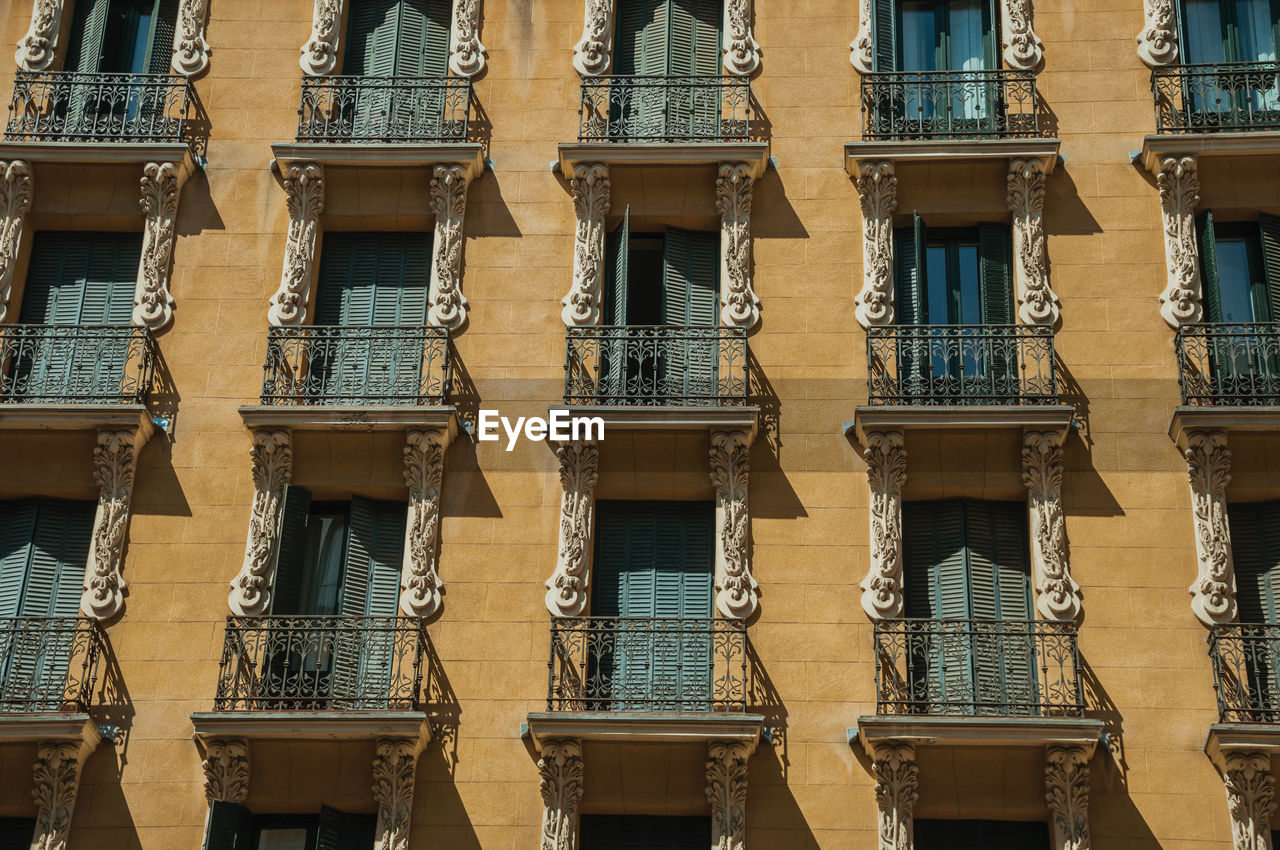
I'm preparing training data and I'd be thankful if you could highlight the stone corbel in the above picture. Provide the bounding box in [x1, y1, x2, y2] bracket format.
[1157, 155, 1203, 328]
[1008, 158, 1059, 326]
[850, 0, 872, 73]
[449, 0, 486, 77]
[855, 161, 897, 328]
[1001, 0, 1044, 71]
[15, 0, 64, 72]
[861, 431, 907, 621]
[229, 430, 293, 616]
[269, 164, 325, 327]
[1220, 750, 1277, 850]
[539, 739, 584, 850]
[1185, 430, 1237, 626]
[373, 737, 424, 850]
[301, 0, 344, 76]
[1045, 745, 1092, 850]
[201, 739, 250, 804]
[82, 428, 150, 620]
[722, 0, 760, 76]
[711, 430, 757, 619]
[572, 0, 614, 76]
[717, 163, 760, 329]
[707, 742, 750, 850]
[1022, 431, 1081, 621]
[545, 440, 599, 618]
[873, 741, 917, 850]
[172, 0, 211, 75]
[562, 163, 610, 328]
[134, 162, 185, 331]
[31, 739, 95, 850]
[1137, 0, 1179, 67]
[401, 429, 450, 618]
[428, 163, 471, 331]
[0, 160, 33, 323]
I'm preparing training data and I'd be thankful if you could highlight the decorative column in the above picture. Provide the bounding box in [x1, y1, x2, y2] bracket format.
[572, 0, 614, 76]
[1137, 0, 1179, 66]
[268, 164, 325, 327]
[872, 741, 917, 850]
[15, 0, 64, 72]
[722, 0, 760, 76]
[229, 430, 293, 616]
[449, 0, 487, 77]
[82, 429, 147, 620]
[201, 739, 250, 804]
[428, 164, 471, 331]
[0, 160, 33, 322]
[707, 742, 750, 850]
[1007, 158, 1059, 326]
[849, 0, 873, 73]
[1045, 745, 1092, 850]
[855, 161, 898, 329]
[401, 429, 449, 618]
[711, 430, 757, 619]
[134, 162, 184, 331]
[300, 0, 343, 75]
[717, 163, 761, 329]
[861, 431, 907, 621]
[545, 441, 599, 618]
[1001, 0, 1044, 70]
[1157, 155, 1203, 329]
[1221, 750, 1277, 850]
[539, 739, 584, 850]
[373, 738, 422, 850]
[562, 164, 610, 327]
[1185, 430, 1237, 626]
[1022, 431, 1081, 621]
[172, 0, 211, 75]
[31, 739, 95, 850]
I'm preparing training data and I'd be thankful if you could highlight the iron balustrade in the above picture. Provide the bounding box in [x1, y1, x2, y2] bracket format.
[866, 324, 1057, 406]
[1209, 623, 1280, 724]
[214, 616, 429, 712]
[6, 71, 192, 144]
[873, 618, 1084, 717]
[1175, 322, 1280, 406]
[1152, 62, 1280, 134]
[296, 76, 472, 144]
[861, 69, 1040, 141]
[260, 325, 450, 406]
[0, 617, 105, 714]
[1, 324, 154, 404]
[546, 617, 748, 713]
[578, 75, 752, 143]
[564, 325, 748, 407]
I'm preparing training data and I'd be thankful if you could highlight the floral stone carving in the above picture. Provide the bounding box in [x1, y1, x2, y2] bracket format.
[401, 429, 449, 618]
[229, 431, 293, 616]
[1185, 430, 1236, 626]
[711, 430, 756, 619]
[83, 430, 145, 620]
[428, 164, 471, 331]
[862, 431, 907, 620]
[1157, 155, 1203, 328]
[546, 441, 599, 617]
[1023, 431, 1081, 621]
[717, 163, 760, 329]
[562, 164, 611, 327]
[269, 164, 325, 326]
[855, 161, 898, 328]
[0, 160, 33, 323]
[539, 739, 584, 850]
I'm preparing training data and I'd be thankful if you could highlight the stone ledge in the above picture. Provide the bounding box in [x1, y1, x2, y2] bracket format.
[0, 141, 195, 175]
[0, 713, 104, 748]
[524, 711, 763, 750]
[237, 404, 458, 434]
[844, 138, 1061, 174]
[191, 711, 431, 744]
[1137, 131, 1280, 172]
[557, 142, 770, 177]
[0, 403, 155, 436]
[851, 715, 1104, 756]
[848, 404, 1076, 442]
[269, 142, 485, 180]
[1169, 405, 1280, 444]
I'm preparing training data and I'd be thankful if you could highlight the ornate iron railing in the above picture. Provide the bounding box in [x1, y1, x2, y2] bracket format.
[861, 69, 1040, 141]
[214, 616, 429, 712]
[261, 326, 450, 406]
[547, 617, 748, 713]
[0, 617, 105, 713]
[564, 326, 748, 406]
[1209, 623, 1280, 723]
[578, 75, 752, 143]
[866, 324, 1057, 406]
[296, 76, 472, 143]
[873, 619, 1084, 717]
[1, 324, 154, 404]
[1152, 62, 1280, 134]
[6, 71, 193, 143]
[1175, 322, 1280, 406]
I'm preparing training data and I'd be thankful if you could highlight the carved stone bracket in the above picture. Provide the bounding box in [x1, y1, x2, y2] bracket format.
[31, 739, 94, 850]
[1137, 0, 1179, 67]
[15, 0, 64, 72]
[717, 163, 760, 329]
[202, 739, 250, 804]
[1008, 158, 1059, 326]
[573, 0, 614, 76]
[301, 0, 343, 75]
[402, 429, 450, 618]
[269, 164, 325, 327]
[1221, 750, 1277, 850]
[1157, 155, 1203, 328]
[134, 162, 184, 331]
[722, 0, 760, 76]
[707, 742, 749, 850]
[449, 0, 486, 77]
[711, 430, 756, 619]
[229, 430, 293, 616]
[172, 0, 211, 75]
[1023, 431, 1081, 622]
[1001, 0, 1044, 70]
[0, 160, 33, 322]
[873, 741, 917, 850]
[373, 738, 421, 850]
[855, 161, 898, 329]
[1045, 745, 1091, 850]
[539, 739, 584, 850]
[850, 0, 873, 72]
[83, 429, 146, 620]
[562, 163, 611, 327]
[862, 430, 907, 621]
[1185, 430, 1237, 626]
[428, 163, 471, 331]
[546, 441, 599, 618]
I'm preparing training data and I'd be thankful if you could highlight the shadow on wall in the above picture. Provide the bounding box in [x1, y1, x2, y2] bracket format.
[752, 163, 808, 242]
[70, 637, 141, 848]
[414, 636, 482, 849]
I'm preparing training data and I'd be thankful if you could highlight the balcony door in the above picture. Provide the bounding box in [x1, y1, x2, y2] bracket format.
[66, 0, 178, 74]
[902, 499, 1036, 716]
[343, 0, 451, 138]
[590, 501, 714, 711]
[1181, 0, 1280, 123]
[1227, 500, 1280, 721]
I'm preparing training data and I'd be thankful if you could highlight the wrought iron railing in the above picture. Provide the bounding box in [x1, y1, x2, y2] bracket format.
[1, 324, 154, 404]
[1209, 623, 1280, 723]
[861, 69, 1040, 141]
[578, 75, 752, 143]
[547, 617, 748, 713]
[564, 326, 748, 406]
[1175, 322, 1280, 406]
[213, 616, 429, 712]
[296, 76, 472, 143]
[866, 324, 1057, 406]
[6, 71, 193, 143]
[0, 617, 105, 713]
[873, 619, 1084, 717]
[261, 326, 450, 406]
[1152, 62, 1280, 134]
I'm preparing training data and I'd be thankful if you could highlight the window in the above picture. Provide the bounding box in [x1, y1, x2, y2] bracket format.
[1232, 500, 1280, 624]
[897, 0, 997, 72]
[65, 0, 179, 75]
[579, 814, 712, 849]
[1181, 0, 1279, 64]
[915, 819, 1050, 849]
[343, 0, 452, 77]
[203, 805, 374, 850]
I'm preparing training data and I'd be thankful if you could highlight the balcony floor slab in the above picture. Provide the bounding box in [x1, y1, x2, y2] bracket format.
[0, 713, 103, 749]
[557, 142, 769, 177]
[1169, 405, 1280, 444]
[191, 711, 431, 744]
[238, 404, 457, 433]
[848, 404, 1076, 442]
[269, 142, 485, 180]
[844, 138, 1061, 174]
[0, 140, 194, 175]
[1205, 722, 1280, 767]
[525, 712, 763, 750]
[0, 403, 154, 435]
[851, 715, 1104, 756]
[1138, 131, 1280, 172]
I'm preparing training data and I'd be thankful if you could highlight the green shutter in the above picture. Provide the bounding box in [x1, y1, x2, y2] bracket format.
[872, 0, 897, 71]
[316, 806, 377, 850]
[614, 0, 661, 76]
[203, 801, 252, 850]
[978, 223, 1013, 326]
[23, 499, 94, 618]
[1231, 501, 1280, 624]
[604, 207, 631, 326]
[1199, 211, 1224, 324]
[661, 227, 720, 402]
[665, 0, 722, 135]
[66, 0, 111, 73]
[346, 0, 400, 76]
[270, 486, 312, 616]
[420, 0, 452, 77]
[146, 0, 181, 74]
[903, 500, 968, 619]
[19, 232, 138, 324]
[894, 215, 926, 325]
[1258, 213, 1280, 323]
[337, 497, 405, 707]
[0, 499, 39, 618]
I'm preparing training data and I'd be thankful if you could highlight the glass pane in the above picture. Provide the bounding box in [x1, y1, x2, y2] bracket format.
[901, 2, 939, 71]
[257, 830, 309, 850]
[1216, 238, 1261, 322]
[948, 0, 987, 70]
[956, 244, 982, 325]
[1184, 0, 1228, 63]
[925, 245, 949, 324]
[1235, 0, 1278, 61]
[299, 514, 347, 615]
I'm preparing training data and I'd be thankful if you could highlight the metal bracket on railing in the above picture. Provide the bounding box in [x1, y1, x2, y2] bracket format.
[97, 724, 121, 744]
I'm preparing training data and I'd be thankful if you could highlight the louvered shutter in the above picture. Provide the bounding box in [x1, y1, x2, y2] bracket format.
[421, 0, 452, 77]
[977, 222, 1015, 400]
[621, 502, 658, 710]
[84, 234, 142, 400]
[202, 801, 252, 850]
[1199, 211, 1224, 323]
[965, 500, 1034, 715]
[269, 486, 312, 617]
[1258, 213, 1280, 323]
[375, 234, 430, 402]
[66, 0, 111, 73]
[0, 499, 38, 618]
[872, 0, 897, 71]
[666, 0, 722, 137]
[316, 806, 377, 850]
[655, 501, 713, 711]
[662, 228, 720, 402]
[337, 497, 406, 708]
[145, 0, 181, 74]
[613, 0, 669, 136]
[600, 209, 631, 402]
[894, 215, 928, 400]
[903, 500, 969, 714]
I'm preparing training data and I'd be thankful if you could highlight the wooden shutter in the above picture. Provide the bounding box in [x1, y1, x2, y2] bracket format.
[421, 0, 453, 77]
[346, 0, 400, 76]
[1231, 501, 1280, 624]
[662, 227, 720, 401]
[0, 499, 39, 618]
[603, 207, 631, 326]
[202, 801, 252, 850]
[145, 0, 181, 74]
[666, 0, 721, 74]
[1199, 211, 1224, 323]
[1258, 213, 1280, 323]
[66, 0, 111, 73]
[872, 0, 897, 72]
[902, 500, 969, 619]
[316, 806, 377, 850]
[978, 223, 1013, 326]
[337, 497, 406, 707]
[614, 0, 663, 76]
[23, 499, 94, 618]
[270, 486, 313, 616]
[894, 214, 926, 325]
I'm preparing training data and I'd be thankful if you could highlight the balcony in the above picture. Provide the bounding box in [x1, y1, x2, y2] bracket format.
[0, 617, 108, 750]
[1169, 323, 1280, 439]
[1205, 624, 1280, 762]
[296, 76, 471, 144]
[5, 71, 192, 145]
